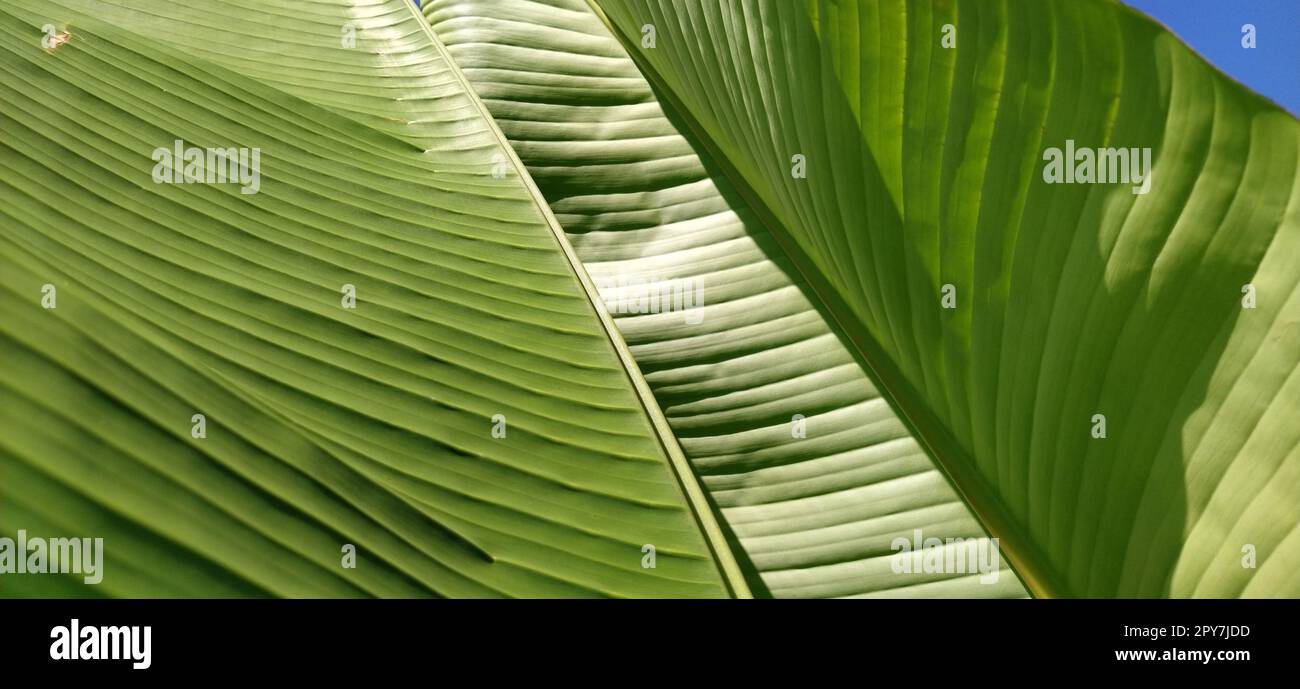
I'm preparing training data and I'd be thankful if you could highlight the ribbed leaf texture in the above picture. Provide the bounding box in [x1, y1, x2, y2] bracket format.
[0, 0, 732, 598]
[592, 0, 1300, 597]
[426, 0, 1026, 598]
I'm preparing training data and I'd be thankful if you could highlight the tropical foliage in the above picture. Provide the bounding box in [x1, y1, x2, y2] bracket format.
[1, 0, 1296, 598]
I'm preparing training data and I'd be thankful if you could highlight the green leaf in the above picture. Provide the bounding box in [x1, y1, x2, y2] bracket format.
[425, 0, 1027, 597]
[0, 0, 741, 597]
[6, 0, 1295, 601]
[590, 0, 1300, 597]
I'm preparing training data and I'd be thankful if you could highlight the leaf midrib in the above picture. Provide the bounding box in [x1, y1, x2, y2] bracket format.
[402, 0, 753, 598]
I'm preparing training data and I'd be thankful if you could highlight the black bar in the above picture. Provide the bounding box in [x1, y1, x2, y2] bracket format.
[0, 599, 1291, 678]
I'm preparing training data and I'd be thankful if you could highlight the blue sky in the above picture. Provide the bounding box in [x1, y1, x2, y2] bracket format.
[1122, 0, 1299, 115]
